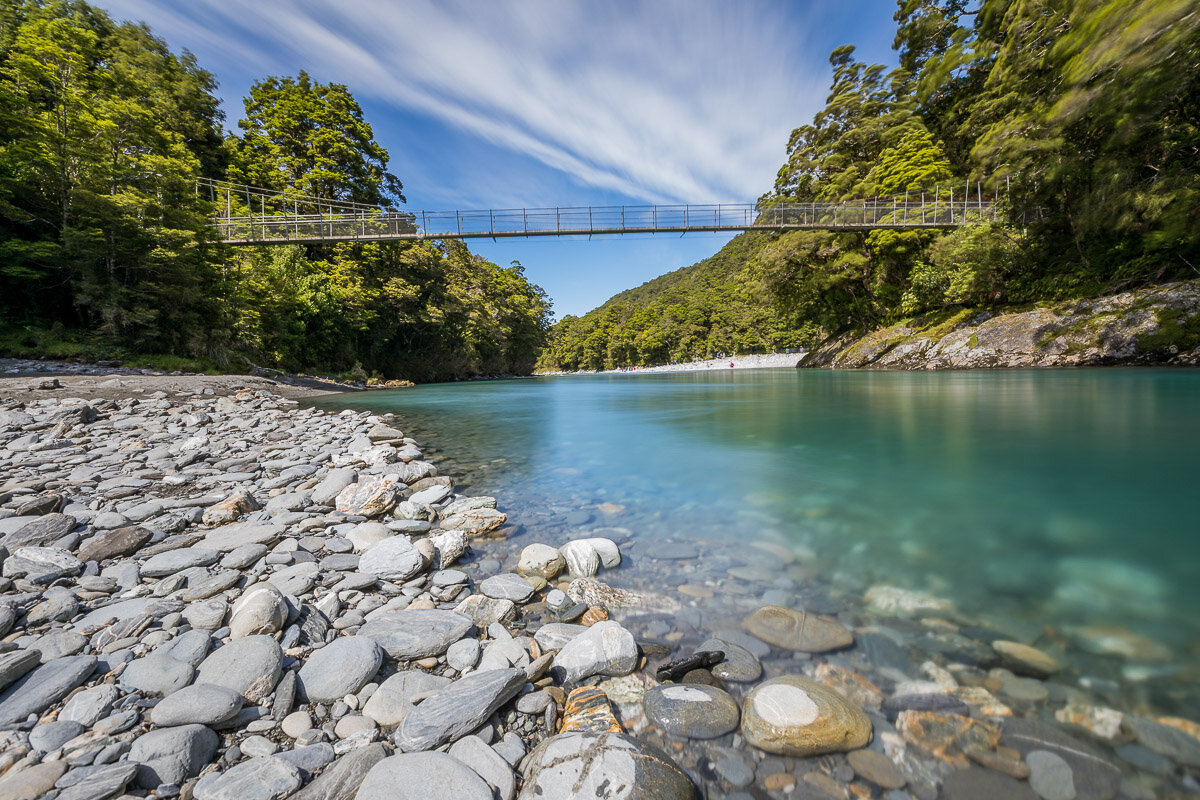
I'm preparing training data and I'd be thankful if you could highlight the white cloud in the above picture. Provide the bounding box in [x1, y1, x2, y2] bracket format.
[98, 0, 831, 204]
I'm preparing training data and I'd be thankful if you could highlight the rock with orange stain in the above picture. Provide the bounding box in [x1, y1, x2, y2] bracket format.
[1054, 703, 1124, 739]
[895, 711, 1000, 764]
[1157, 716, 1200, 742]
[580, 606, 609, 626]
[955, 686, 1012, 718]
[560, 687, 622, 734]
[813, 663, 883, 711]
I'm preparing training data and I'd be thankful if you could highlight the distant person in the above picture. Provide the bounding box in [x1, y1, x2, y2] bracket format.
[729, 361, 735, 368]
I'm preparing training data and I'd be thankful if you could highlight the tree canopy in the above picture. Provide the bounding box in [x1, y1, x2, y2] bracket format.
[0, 0, 550, 381]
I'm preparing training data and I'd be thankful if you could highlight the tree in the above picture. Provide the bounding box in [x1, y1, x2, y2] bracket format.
[231, 71, 403, 207]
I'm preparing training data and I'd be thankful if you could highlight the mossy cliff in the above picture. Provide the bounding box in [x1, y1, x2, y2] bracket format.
[800, 279, 1200, 370]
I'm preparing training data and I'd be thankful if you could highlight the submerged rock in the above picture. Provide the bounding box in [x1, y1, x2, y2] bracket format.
[741, 675, 872, 757]
[742, 605, 853, 653]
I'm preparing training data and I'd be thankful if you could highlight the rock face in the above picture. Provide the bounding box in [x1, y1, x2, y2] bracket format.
[297, 637, 381, 703]
[518, 732, 695, 800]
[742, 606, 853, 653]
[551, 621, 638, 684]
[356, 752, 493, 800]
[800, 279, 1200, 369]
[394, 667, 526, 752]
[740, 675, 872, 757]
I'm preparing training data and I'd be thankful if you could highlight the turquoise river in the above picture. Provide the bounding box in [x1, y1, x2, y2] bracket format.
[310, 367, 1199, 717]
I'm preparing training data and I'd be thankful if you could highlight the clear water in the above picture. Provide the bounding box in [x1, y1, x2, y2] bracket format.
[309, 367, 1200, 691]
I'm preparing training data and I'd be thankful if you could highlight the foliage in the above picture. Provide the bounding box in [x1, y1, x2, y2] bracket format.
[0, 0, 225, 352]
[536, 233, 819, 372]
[0, 0, 550, 381]
[230, 71, 403, 206]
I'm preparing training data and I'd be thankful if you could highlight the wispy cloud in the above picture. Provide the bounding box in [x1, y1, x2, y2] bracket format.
[99, 0, 830, 204]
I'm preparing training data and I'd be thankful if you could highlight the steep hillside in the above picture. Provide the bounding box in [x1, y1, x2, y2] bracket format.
[535, 233, 818, 371]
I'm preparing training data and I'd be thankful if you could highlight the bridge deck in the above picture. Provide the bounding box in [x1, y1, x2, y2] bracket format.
[214, 200, 998, 245]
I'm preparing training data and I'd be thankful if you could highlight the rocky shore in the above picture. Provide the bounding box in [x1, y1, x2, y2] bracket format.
[801, 279, 1200, 370]
[1, 380, 1198, 800]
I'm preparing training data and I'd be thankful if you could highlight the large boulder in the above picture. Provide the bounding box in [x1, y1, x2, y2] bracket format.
[517, 732, 694, 800]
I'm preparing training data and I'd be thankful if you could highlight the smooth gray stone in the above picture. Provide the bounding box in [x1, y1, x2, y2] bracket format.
[273, 742, 335, 773]
[150, 682, 243, 726]
[119, 652, 194, 697]
[517, 732, 695, 800]
[357, 537, 424, 582]
[1125, 715, 1200, 768]
[129, 723, 219, 788]
[0, 761, 67, 799]
[942, 766, 1038, 800]
[179, 570, 242, 602]
[1026, 750, 1076, 800]
[447, 638, 481, 671]
[195, 635, 283, 703]
[0, 654, 96, 725]
[25, 588, 79, 625]
[32, 630, 88, 663]
[183, 598, 228, 631]
[73, 597, 182, 631]
[30, 719, 85, 751]
[286, 742, 386, 800]
[448, 735, 516, 800]
[297, 637, 382, 703]
[0, 648, 41, 693]
[356, 609, 473, 659]
[550, 621, 638, 684]
[310, 468, 357, 506]
[60, 683, 121, 726]
[3, 546, 82, 582]
[320, 554, 360, 572]
[356, 752, 492, 800]
[193, 756, 301, 800]
[76, 525, 151, 562]
[362, 670, 453, 726]
[203, 521, 284, 552]
[1001, 718, 1121, 800]
[643, 684, 741, 739]
[0, 605, 14, 638]
[532, 623, 587, 651]
[492, 732, 525, 767]
[699, 637, 762, 682]
[5, 513, 76, 548]
[141, 547, 220, 577]
[478, 573, 535, 604]
[221, 543, 269, 570]
[157, 629, 213, 667]
[394, 668, 526, 752]
[53, 762, 138, 800]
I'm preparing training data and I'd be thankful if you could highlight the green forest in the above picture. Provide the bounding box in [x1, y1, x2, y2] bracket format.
[537, 0, 1199, 372]
[0, 0, 551, 381]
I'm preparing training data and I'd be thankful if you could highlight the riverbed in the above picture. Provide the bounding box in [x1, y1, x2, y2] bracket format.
[311, 368, 1200, 718]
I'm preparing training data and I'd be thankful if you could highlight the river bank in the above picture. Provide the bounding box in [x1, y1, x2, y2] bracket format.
[538, 351, 806, 377]
[802, 279, 1200, 370]
[2, 376, 1198, 799]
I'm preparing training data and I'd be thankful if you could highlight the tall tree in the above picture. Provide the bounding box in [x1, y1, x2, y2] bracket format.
[231, 71, 404, 207]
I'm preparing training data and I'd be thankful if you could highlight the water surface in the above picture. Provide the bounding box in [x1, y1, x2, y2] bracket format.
[310, 368, 1199, 680]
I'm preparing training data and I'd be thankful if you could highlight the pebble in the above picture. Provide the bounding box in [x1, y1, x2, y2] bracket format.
[550, 620, 638, 684]
[150, 682, 243, 726]
[297, 637, 382, 703]
[740, 675, 873, 757]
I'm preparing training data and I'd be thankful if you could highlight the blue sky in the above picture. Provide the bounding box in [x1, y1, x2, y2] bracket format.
[96, 0, 899, 318]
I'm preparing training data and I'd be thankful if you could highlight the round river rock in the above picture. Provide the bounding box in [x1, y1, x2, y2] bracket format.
[741, 675, 872, 757]
[644, 684, 740, 739]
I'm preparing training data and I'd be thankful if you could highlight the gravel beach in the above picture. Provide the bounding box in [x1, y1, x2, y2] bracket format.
[0, 366, 1196, 800]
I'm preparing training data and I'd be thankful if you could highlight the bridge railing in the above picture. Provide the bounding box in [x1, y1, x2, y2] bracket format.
[212, 198, 1001, 244]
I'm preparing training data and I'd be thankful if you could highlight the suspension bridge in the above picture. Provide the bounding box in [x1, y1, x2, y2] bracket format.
[200, 178, 1000, 246]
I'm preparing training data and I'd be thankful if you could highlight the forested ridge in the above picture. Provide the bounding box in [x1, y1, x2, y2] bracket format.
[0, 0, 551, 381]
[537, 0, 1199, 372]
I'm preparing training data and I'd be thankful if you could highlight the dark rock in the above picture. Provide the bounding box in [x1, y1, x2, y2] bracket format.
[1001, 718, 1121, 800]
[941, 766, 1038, 800]
[656, 650, 724, 682]
[5, 513, 76, 548]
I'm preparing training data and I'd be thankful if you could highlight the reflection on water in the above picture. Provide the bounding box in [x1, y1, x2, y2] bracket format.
[309, 368, 1200, 649]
